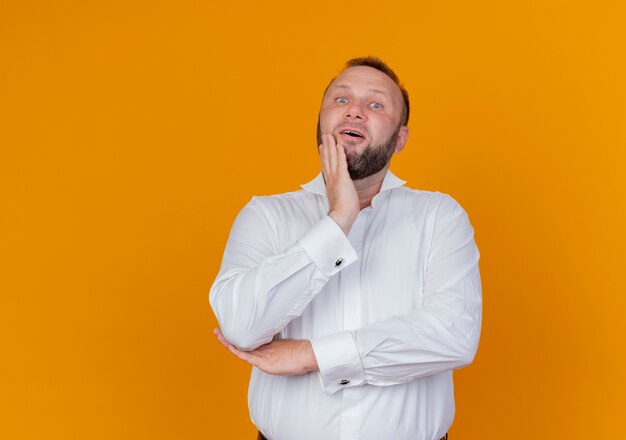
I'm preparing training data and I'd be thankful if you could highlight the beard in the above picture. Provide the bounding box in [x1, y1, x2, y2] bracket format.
[316, 119, 402, 180]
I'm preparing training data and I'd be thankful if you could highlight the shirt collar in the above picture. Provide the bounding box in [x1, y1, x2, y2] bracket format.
[300, 169, 406, 196]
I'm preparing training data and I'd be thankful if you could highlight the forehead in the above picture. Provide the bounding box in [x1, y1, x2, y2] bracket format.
[326, 66, 403, 102]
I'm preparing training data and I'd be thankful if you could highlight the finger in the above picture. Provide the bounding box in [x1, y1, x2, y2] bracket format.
[215, 331, 262, 366]
[227, 343, 263, 368]
[215, 329, 236, 351]
[232, 347, 258, 364]
[319, 135, 328, 176]
[214, 328, 260, 355]
[215, 328, 245, 355]
[323, 134, 333, 168]
[319, 142, 328, 179]
[321, 134, 334, 180]
[336, 142, 349, 172]
[326, 134, 337, 172]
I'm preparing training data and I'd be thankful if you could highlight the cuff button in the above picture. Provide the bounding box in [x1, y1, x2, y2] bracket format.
[335, 258, 343, 267]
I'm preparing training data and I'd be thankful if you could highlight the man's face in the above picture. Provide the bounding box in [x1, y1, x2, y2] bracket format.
[317, 66, 408, 180]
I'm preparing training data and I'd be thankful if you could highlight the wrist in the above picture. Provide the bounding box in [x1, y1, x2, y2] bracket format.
[328, 210, 357, 235]
[303, 340, 319, 373]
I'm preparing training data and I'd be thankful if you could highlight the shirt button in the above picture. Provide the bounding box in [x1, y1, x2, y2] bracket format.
[335, 258, 343, 267]
[338, 379, 350, 385]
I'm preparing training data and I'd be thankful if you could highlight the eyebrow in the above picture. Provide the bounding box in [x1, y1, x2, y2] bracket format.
[332, 84, 388, 96]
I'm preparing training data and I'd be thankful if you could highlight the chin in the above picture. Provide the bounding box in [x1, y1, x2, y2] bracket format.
[344, 149, 359, 163]
[344, 141, 368, 153]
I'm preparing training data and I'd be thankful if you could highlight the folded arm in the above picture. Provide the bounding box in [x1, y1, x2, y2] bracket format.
[310, 195, 482, 394]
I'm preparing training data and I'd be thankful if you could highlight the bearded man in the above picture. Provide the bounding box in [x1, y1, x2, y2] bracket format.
[209, 57, 482, 440]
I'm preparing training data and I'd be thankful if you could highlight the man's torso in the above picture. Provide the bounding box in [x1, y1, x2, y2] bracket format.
[247, 175, 456, 440]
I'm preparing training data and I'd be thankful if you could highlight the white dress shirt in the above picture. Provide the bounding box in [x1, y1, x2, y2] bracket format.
[209, 170, 482, 440]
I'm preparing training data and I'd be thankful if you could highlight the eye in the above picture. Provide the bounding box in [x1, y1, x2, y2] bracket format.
[371, 102, 382, 109]
[336, 97, 348, 104]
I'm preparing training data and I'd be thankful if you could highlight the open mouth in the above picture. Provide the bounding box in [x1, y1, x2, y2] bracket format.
[340, 129, 364, 138]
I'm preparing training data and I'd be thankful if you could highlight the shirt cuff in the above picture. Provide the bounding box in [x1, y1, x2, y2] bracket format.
[310, 330, 365, 395]
[296, 215, 358, 278]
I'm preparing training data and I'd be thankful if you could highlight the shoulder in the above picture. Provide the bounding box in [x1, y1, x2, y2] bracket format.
[392, 185, 466, 214]
[389, 186, 474, 233]
[240, 188, 317, 221]
[248, 188, 314, 208]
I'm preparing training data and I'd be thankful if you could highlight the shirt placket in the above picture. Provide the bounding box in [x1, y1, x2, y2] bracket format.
[339, 209, 369, 440]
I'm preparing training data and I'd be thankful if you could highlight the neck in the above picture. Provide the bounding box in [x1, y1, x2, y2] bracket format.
[352, 166, 389, 210]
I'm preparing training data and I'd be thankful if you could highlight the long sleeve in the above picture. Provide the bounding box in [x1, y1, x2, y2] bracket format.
[209, 197, 358, 351]
[310, 195, 482, 394]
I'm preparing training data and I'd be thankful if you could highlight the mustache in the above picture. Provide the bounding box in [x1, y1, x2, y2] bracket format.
[338, 122, 368, 133]
[316, 119, 369, 145]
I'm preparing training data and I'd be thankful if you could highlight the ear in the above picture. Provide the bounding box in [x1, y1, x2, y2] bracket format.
[394, 126, 410, 154]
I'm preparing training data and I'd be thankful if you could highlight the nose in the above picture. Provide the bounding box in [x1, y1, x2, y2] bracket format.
[345, 101, 367, 121]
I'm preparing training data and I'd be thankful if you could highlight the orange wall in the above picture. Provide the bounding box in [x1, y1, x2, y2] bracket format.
[1, 0, 625, 438]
